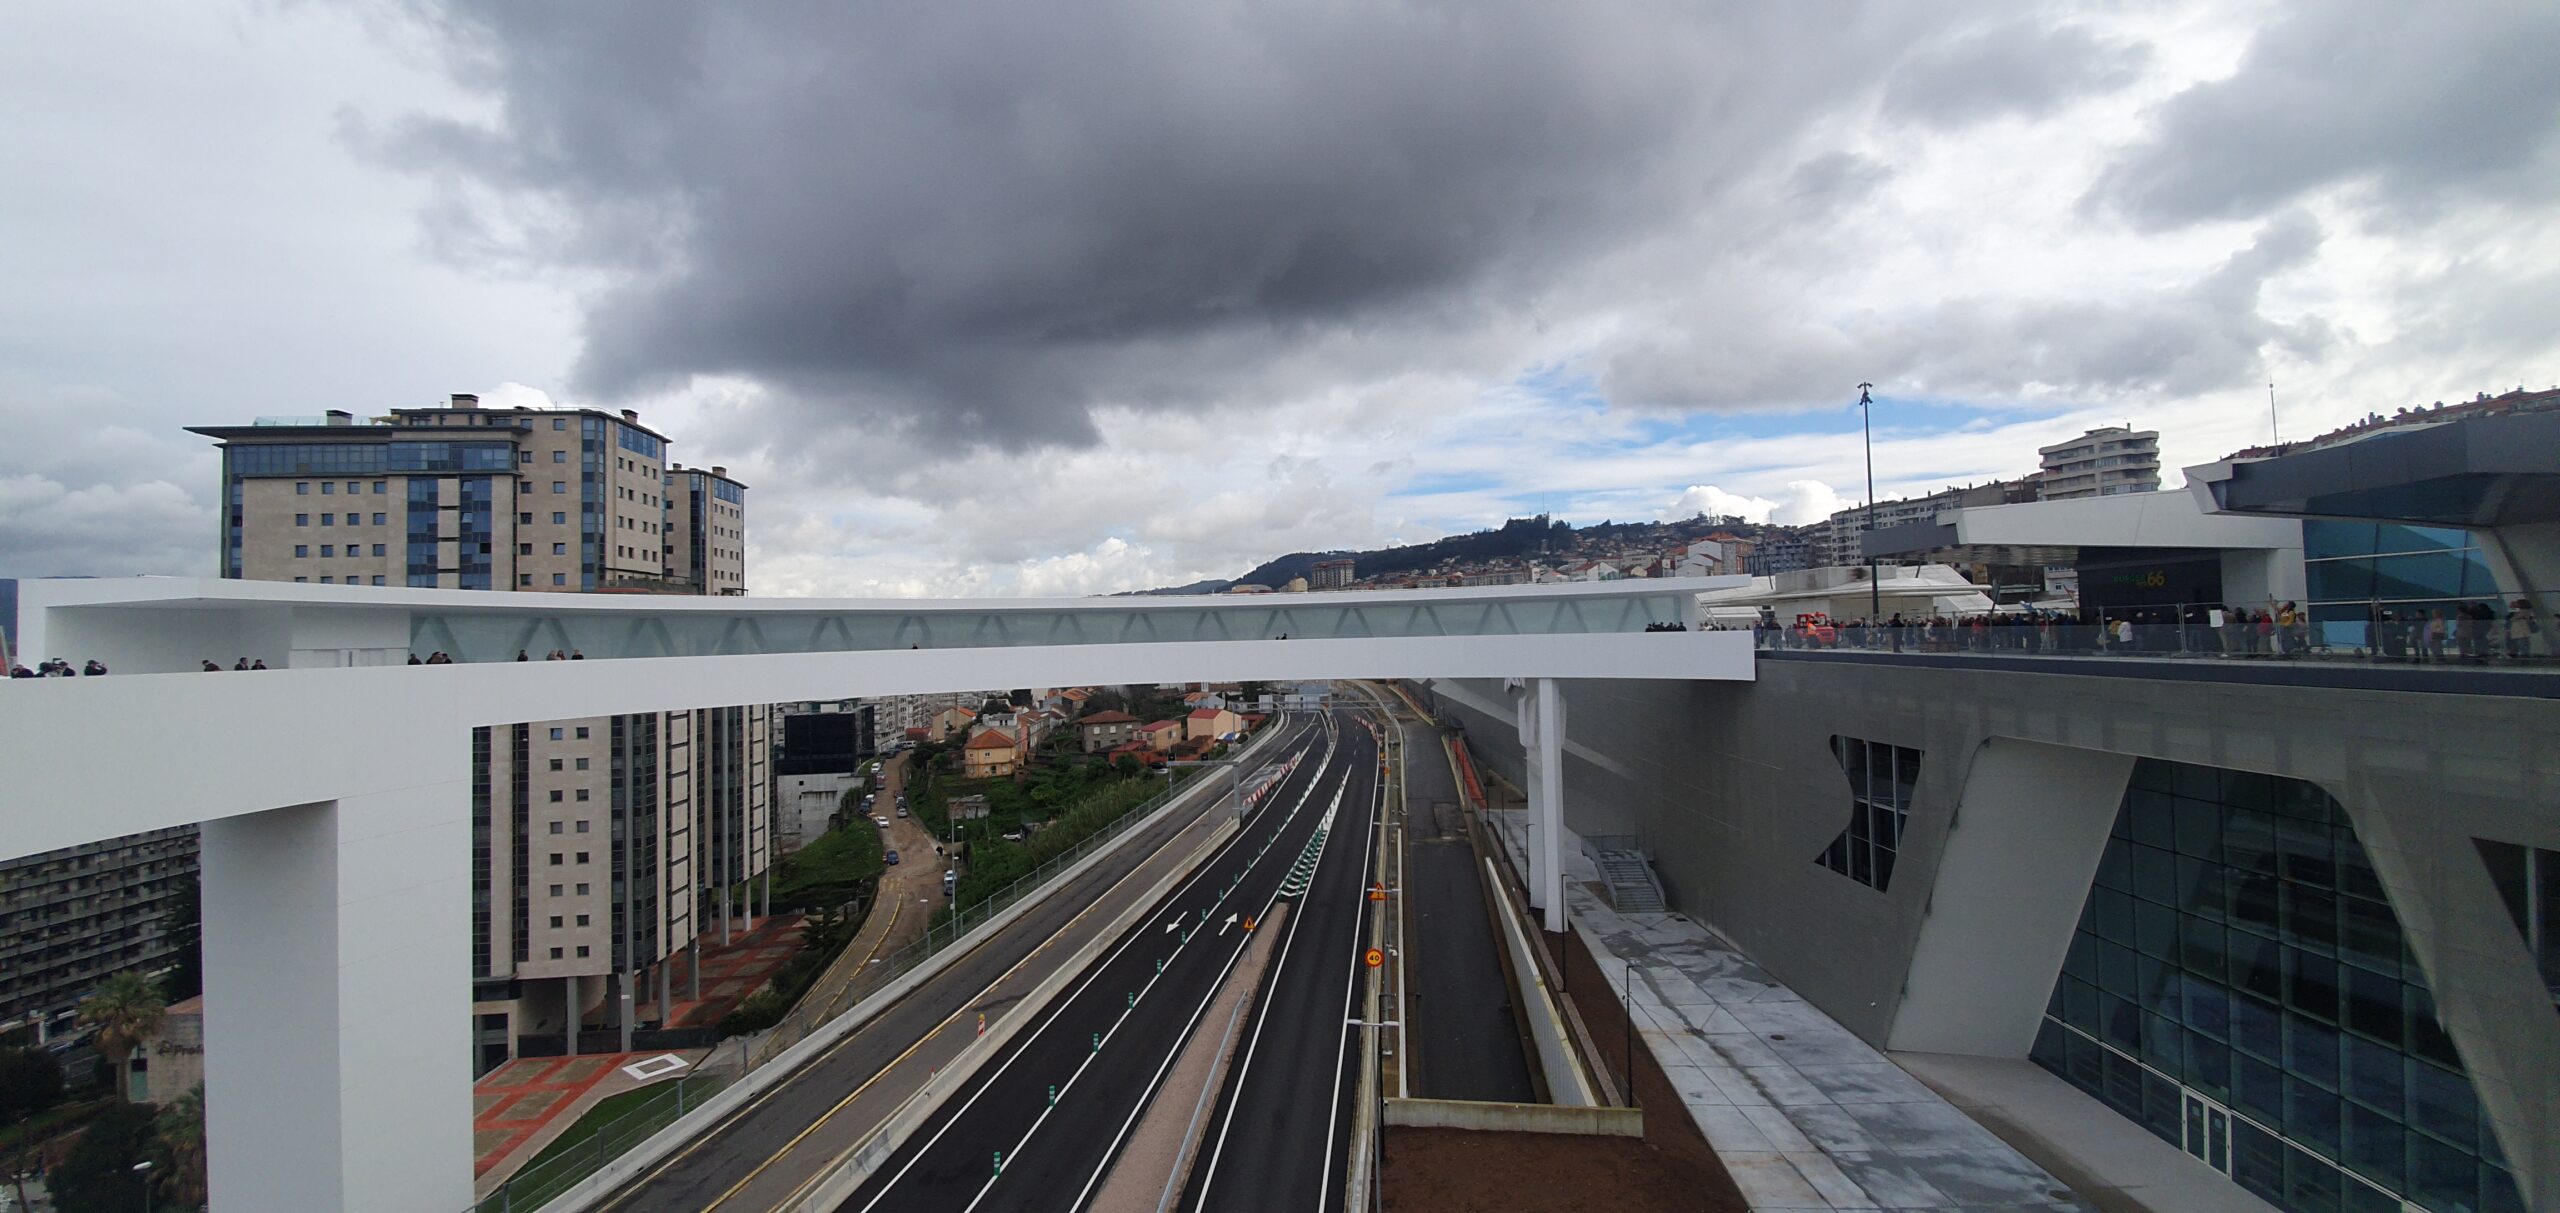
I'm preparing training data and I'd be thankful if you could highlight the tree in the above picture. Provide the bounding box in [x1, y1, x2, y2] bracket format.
[46, 1100, 154, 1213]
[75, 973, 164, 1103]
[0, 1044, 63, 1125]
[152, 1083, 206, 1210]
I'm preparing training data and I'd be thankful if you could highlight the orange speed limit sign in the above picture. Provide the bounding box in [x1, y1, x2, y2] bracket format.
[1364, 948, 1384, 969]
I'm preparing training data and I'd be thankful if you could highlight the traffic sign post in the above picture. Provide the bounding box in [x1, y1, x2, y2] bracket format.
[1364, 947, 1383, 969]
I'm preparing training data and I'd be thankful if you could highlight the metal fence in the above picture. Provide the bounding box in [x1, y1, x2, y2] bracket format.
[465, 729, 1286, 1213]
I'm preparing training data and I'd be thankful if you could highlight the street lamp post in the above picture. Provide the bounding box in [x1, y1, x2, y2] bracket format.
[132, 1159, 154, 1213]
[1859, 383, 1880, 620]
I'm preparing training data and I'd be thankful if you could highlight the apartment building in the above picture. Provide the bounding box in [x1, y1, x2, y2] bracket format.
[1309, 558, 1356, 590]
[190, 393, 770, 1071]
[2036, 426, 2161, 500]
[0, 826, 197, 1046]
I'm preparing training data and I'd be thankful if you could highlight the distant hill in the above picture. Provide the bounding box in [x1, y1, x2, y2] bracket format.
[1136, 513, 1766, 595]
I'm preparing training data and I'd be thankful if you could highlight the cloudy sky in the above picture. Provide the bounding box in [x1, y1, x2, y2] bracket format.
[4, 1, 2554, 596]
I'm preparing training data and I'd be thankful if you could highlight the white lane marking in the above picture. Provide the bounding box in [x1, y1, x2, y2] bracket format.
[1189, 736, 1369, 1212]
[1317, 748, 1384, 1211]
[851, 725, 1340, 1213]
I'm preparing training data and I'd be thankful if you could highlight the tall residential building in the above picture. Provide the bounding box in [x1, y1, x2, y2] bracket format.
[189, 394, 770, 1072]
[2037, 426, 2162, 500]
[1309, 558, 1356, 590]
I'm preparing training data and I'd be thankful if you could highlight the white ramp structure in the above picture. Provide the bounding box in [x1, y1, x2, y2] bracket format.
[0, 577, 1750, 1212]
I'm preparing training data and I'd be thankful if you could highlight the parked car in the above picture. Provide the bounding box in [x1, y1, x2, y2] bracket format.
[872, 815, 889, 829]
[1002, 829, 1025, 842]
[943, 869, 956, 896]
[897, 804, 909, 818]
[885, 849, 900, 865]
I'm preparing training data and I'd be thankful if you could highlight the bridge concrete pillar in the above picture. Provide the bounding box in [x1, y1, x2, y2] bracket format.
[1532, 678, 1566, 933]
[200, 782, 472, 1213]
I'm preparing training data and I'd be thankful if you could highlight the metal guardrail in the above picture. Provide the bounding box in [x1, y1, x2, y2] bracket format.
[1752, 611, 2554, 667]
[466, 726, 1290, 1213]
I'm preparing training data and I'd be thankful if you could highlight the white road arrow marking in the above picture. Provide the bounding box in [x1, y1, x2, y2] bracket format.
[1220, 913, 1238, 936]
[1164, 918, 1181, 934]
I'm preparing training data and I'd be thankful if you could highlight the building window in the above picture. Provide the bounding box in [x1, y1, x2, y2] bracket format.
[549, 884, 563, 897]
[575, 727, 589, 739]
[576, 946, 591, 958]
[372, 544, 386, 556]
[548, 790, 563, 802]
[553, 512, 567, 524]
[320, 482, 334, 494]
[548, 915, 563, 928]
[547, 853, 562, 866]
[295, 514, 308, 526]
[520, 512, 534, 524]
[295, 482, 310, 494]
[554, 573, 567, 586]
[320, 513, 333, 526]
[552, 450, 566, 463]
[371, 576, 384, 586]
[575, 788, 590, 802]
[549, 758, 563, 771]
[2475, 840, 2560, 1007]
[574, 757, 589, 771]
[553, 543, 567, 556]
[1815, 737, 1919, 891]
[549, 948, 563, 959]
[553, 418, 566, 430]
[2031, 758, 2523, 1213]
[575, 883, 589, 895]
[554, 481, 567, 494]
[374, 481, 387, 494]
[575, 914, 590, 927]
[2302, 521, 2508, 651]
[575, 819, 589, 832]
[295, 545, 309, 558]
[548, 821, 563, 834]
[575, 852, 589, 864]
[550, 727, 564, 740]
[293, 576, 307, 582]
[320, 576, 334, 584]
[318, 545, 333, 557]
[372, 512, 386, 525]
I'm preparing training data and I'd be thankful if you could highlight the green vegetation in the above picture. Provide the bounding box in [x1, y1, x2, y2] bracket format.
[767, 805, 885, 913]
[516, 1082, 670, 1173]
[933, 770, 1191, 929]
[715, 905, 860, 1038]
[47, 1100, 155, 1213]
[75, 973, 163, 1104]
[0, 1043, 64, 1127]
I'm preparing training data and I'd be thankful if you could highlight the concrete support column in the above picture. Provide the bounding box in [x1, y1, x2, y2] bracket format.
[688, 938, 701, 1003]
[617, 970, 635, 1053]
[563, 976, 579, 1057]
[201, 785, 471, 1213]
[1532, 678, 1566, 934]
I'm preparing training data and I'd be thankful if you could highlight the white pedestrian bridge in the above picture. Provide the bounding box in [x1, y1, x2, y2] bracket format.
[1, 576, 1750, 1212]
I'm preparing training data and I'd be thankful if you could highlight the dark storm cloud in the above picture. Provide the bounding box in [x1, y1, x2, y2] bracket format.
[2090, 0, 2560, 229]
[368, 2, 1950, 453]
[1881, 19, 2147, 129]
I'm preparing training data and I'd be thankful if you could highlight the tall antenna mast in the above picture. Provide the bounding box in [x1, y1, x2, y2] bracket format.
[2269, 383, 2281, 444]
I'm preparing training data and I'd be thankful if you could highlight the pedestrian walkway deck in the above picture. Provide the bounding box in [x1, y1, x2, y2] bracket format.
[1488, 809, 2093, 1212]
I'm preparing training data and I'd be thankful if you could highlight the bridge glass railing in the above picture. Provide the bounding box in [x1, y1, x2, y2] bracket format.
[408, 590, 1698, 664]
[1748, 594, 2557, 670]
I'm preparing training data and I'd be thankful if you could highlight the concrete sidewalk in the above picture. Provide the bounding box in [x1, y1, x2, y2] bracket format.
[1487, 807, 2091, 1213]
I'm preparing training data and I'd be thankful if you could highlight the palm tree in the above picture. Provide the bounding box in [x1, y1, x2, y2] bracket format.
[76, 972, 165, 1103]
[154, 1083, 208, 1210]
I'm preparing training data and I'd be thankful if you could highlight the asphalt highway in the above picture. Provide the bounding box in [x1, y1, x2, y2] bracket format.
[840, 709, 1380, 1213]
[599, 717, 1324, 1213]
[1175, 712, 1381, 1213]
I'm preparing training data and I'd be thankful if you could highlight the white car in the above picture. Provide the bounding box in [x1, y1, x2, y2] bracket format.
[872, 815, 890, 829]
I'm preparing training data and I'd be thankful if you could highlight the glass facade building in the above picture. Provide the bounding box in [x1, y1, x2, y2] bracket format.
[2033, 758, 2522, 1213]
[2302, 521, 2507, 650]
[1815, 737, 1920, 892]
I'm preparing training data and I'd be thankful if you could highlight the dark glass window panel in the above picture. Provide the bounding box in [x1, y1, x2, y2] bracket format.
[2276, 817, 2337, 887]
[2232, 1119, 2287, 1203]
[2173, 798, 2224, 859]
[2232, 993, 2284, 1062]
[1871, 845, 1896, 890]
[2132, 801, 2176, 851]
[2100, 941, 2140, 997]
[2103, 1048, 2143, 1115]
[2140, 1010, 2182, 1070]
[2130, 758, 2176, 794]
[2342, 966, 2405, 1045]
[2370, 550, 2469, 602]
[2341, 1032, 2404, 1115]
[2341, 1098, 2405, 1190]
[2173, 763, 2220, 802]
[2288, 1076, 2342, 1159]
[2233, 1052, 2285, 1128]
[2031, 1019, 2066, 1070]
[2178, 857, 2225, 920]
[2182, 917, 2229, 985]
[2314, 555, 2379, 601]
[2408, 987, 2462, 1069]
[2066, 932, 2098, 983]
[2185, 1032, 2230, 1101]
[2101, 993, 2141, 1053]
[2408, 1060, 2477, 1151]
[2288, 950, 2341, 1025]
[2098, 843, 2133, 893]
[2339, 897, 2401, 977]
[2232, 874, 2282, 936]
[2288, 885, 2339, 954]
[2225, 811, 2276, 877]
[2288, 1015, 2341, 1090]
[2137, 901, 2180, 961]
[2066, 1028, 2104, 1088]
[2341, 1176, 2401, 1213]
[2334, 844, 2386, 904]
[2481, 1164, 2526, 1213]
[1848, 838, 1873, 886]
[2138, 1070, 2183, 1145]
[2404, 1129, 2478, 1212]
[2232, 932, 2286, 1004]
[2221, 771, 2280, 814]
[2133, 845, 2179, 906]
[2284, 1141, 2345, 1212]
[2185, 974, 2230, 1040]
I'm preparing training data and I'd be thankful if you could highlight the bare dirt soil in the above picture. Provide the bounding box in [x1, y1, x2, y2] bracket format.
[1383, 1125, 1730, 1213]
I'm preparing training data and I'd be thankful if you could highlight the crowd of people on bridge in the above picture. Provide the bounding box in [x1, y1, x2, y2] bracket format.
[9, 657, 107, 677]
[1753, 598, 2546, 664]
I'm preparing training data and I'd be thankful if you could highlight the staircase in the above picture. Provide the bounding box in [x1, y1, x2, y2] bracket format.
[1591, 847, 1668, 914]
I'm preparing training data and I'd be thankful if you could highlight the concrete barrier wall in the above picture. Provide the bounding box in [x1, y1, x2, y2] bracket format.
[1481, 856, 1595, 1107]
[1383, 1097, 1642, 1138]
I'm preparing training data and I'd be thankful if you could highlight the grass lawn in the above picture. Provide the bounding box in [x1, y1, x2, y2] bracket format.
[515, 1081, 681, 1174]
